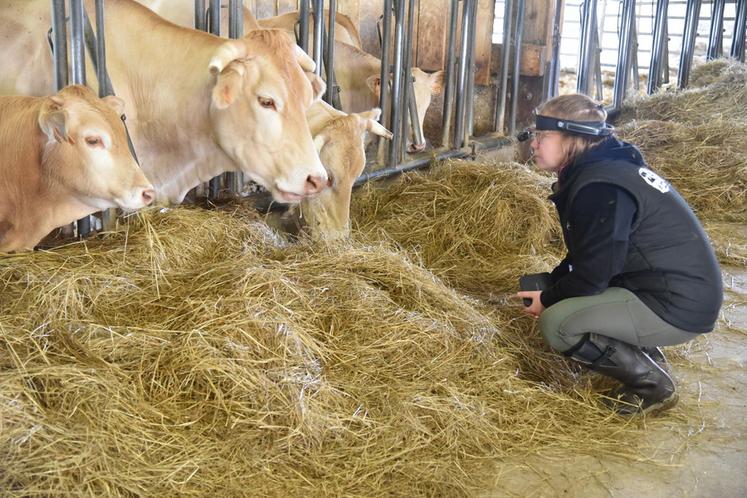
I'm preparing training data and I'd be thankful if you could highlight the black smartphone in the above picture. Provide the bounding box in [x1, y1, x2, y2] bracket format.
[519, 272, 553, 307]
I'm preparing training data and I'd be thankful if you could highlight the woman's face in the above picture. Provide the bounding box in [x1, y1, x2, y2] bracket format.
[530, 130, 567, 174]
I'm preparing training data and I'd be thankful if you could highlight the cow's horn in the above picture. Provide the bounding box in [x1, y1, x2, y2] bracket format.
[294, 45, 316, 73]
[209, 40, 249, 75]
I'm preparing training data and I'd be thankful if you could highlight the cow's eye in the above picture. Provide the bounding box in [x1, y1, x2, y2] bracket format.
[258, 97, 276, 110]
[85, 136, 104, 148]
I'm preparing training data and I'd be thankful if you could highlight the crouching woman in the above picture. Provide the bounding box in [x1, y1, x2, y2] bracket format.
[517, 94, 723, 416]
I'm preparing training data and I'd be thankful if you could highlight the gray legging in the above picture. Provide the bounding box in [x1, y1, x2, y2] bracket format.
[539, 287, 702, 353]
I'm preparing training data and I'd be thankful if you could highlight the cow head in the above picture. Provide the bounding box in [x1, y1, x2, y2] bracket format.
[38, 85, 155, 211]
[301, 108, 392, 240]
[208, 29, 329, 203]
[366, 68, 444, 153]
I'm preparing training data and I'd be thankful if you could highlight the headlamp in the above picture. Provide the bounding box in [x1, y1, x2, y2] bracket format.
[516, 114, 615, 143]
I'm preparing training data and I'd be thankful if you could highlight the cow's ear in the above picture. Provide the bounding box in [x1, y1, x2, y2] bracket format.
[306, 72, 327, 102]
[365, 75, 382, 97]
[101, 95, 126, 116]
[211, 64, 245, 110]
[357, 108, 382, 122]
[38, 95, 72, 144]
[430, 70, 445, 95]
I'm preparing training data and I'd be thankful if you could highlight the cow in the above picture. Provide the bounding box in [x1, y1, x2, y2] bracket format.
[0, 0, 328, 205]
[134, 0, 261, 32]
[257, 10, 362, 49]
[280, 102, 391, 240]
[0, 85, 154, 252]
[333, 41, 444, 153]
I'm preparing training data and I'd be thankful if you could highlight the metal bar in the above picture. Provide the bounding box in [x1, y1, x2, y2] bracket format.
[298, 0, 310, 53]
[544, 0, 564, 100]
[51, 0, 69, 91]
[631, 23, 640, 91]
[707, 0, 725, 60]
[732, 0, 747, 62]
[94, 0, 109, 96]
[195, 0, 207, 30]
[677, 0, 702, 88]
[612, 0, 636, 109]
[508, 0, 525, 135]
[377, 0, 394, 165]
[592, 15, 603, 101]
[324, 1, 338, 107]
[227, 0, 244, 195]
[442, 0, 460, 145]
[661, 15, 670, 84]
[647, 0, 669, 94]
[399, 0, 417, 160]
[69, 0, 91, 238]
[208, 0, 222, 199]
[356, 148, 469, 186]
[387, 0, 407, 166]
[453, 0, 473, 147]
[464, 0, 479, 142]
[576, 0, 597, 95]
[312, 0, 324, 76]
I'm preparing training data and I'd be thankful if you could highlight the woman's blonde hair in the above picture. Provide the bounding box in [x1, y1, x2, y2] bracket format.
[536, 93, 612, 168]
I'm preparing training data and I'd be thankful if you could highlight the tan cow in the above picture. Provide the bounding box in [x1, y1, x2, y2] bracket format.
[0, 0, 327, 205]
[134, 0, 261, 32]
[333, 42, 444, 153]
[283, 102, 391, 240]
[0, 85, 154, 252]
[258, 10, 362, 49]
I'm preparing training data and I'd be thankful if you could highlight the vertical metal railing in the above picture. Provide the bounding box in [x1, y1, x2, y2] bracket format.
[677, 0, 702, 88]
[647, 0, 668, 94]
[387, 0, 406, 166]
[493, 0, 513, 134]
[452, 0, 473, 147]
[707, 0, 726, 60]
[577, 0, 597, 95]
[399, 0, 417, 160]
[612, 0, 636, 110]
[207, 0, 222, 199]
[508, 0, 525, 135]
[312, 0, 324, 76]
[227, 0, 244, 194]
[442, 0, 461, 145]
[298, 0, 310, 53]
[377, 0, 393, 163]
[464, 0, 479, 142]
[544, 0, 564, 100]
[732, 0, 747, 62]
[323, 0, 341, 109]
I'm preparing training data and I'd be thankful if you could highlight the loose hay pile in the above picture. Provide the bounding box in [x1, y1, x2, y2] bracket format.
[615, 60, 747, 124]
[351, 160, 565, 297]
[617, 119, 747, 222]
[1, 208, 651, 497]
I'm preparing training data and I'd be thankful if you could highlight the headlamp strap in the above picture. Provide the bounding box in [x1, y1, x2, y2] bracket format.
[535, 115, 613, 137]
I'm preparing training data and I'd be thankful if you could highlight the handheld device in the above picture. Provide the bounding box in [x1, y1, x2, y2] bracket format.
[519, 272, 553, 307]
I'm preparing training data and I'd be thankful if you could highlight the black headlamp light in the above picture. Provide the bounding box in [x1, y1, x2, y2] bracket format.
[516, 115, 615, 142]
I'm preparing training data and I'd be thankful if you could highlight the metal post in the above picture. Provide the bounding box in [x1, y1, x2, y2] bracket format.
[577, 0, 597, 95]
[442, 0, 460, 145]
[387, 0, 406, 166]
[324, 1, 340, 107]
[661, 13, 670, 84]
[464, 0, 478, 142]
[195, 0, 207, 30]
[399, 0, 418, 159]
[298, 0, 310, 53]
[731, 0, 747, 62]
[544, 0, 563, 100]
[493, 0, 513, 133]
[312, 0, 324, 76]
[377, 0, 394, 164]
[707, 0, 725, 60]
[631, 24, 640, 91]
[51, 0, 69, 92]
[227, 0, 244, 194]
[612, 0, 636, 110]
[208, 0, 222, 199]
[508, 0, 525, 135]
[453, 0, 472, 148]
[647, 0, 668, 94]
[69, 0, 91, 237]
[592, 16, 603, 100]
[677, 0, 702, 88]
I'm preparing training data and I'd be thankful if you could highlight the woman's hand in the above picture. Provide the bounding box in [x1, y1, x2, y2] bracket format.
[517, 290, 545, 318]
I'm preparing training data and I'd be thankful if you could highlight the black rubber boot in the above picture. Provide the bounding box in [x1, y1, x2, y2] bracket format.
[566, 334, 678, 416]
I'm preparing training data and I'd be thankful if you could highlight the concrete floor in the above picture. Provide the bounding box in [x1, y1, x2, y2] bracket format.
[480, 265, 747, 497]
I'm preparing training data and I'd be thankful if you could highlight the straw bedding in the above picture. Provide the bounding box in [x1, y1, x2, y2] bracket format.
[1, 208, 649, 497]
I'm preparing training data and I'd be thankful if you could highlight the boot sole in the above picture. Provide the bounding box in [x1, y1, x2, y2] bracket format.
[640, 391, 679, 416]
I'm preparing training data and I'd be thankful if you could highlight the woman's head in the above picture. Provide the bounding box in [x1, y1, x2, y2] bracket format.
[530, 94, 611, 174]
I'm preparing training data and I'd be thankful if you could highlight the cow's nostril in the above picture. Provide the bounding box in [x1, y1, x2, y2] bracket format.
[142, 189, 155, 205]
[305, 174, 326, 193]
[408, 142, 426, 153]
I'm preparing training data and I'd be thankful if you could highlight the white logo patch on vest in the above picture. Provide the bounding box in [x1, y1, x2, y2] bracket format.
[638, 167, 670, 193]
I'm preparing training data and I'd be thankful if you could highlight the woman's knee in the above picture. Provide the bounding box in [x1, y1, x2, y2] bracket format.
[539, 308, 576, 353]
